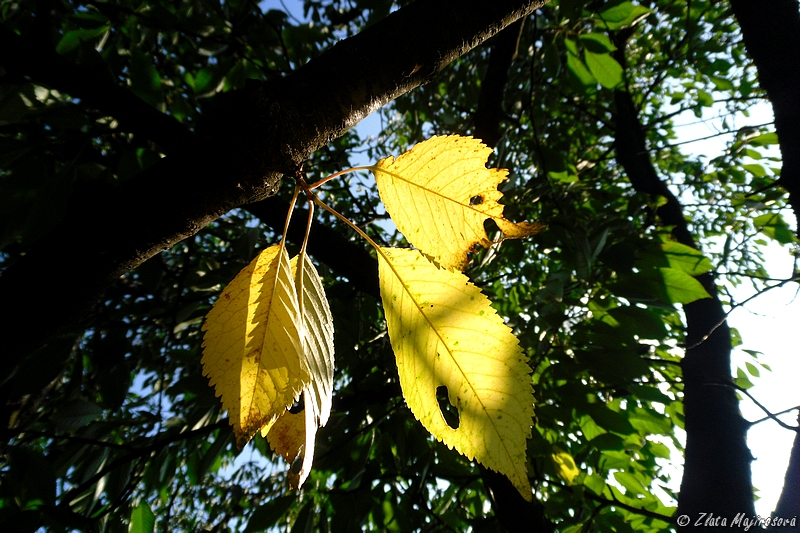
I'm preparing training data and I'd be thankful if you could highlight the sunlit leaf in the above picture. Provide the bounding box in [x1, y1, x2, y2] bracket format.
[658, 267, 711, 304]
[551, 447, 580, 484]
[660, 241, 713, 276]
[202, 244, 307, 448]
[263, 253, 335, 488]
[372, 135, 542, 270]
[584, 51, 624, 89]
[598, 2, 652, 30]
[291, 253, 335, 429]
[378, 247, 534, 499]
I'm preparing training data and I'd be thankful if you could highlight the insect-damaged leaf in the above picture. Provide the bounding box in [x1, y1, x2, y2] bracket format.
[377, 247, 535, 500]
[201, 244, 307, 448]
[372, 135, 542, 271]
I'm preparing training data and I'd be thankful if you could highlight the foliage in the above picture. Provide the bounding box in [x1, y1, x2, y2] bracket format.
[203, 135, 541, 499]
[0, 0, 795, 532]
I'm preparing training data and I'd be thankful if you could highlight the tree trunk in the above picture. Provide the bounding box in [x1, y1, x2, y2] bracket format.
[612, 33, 755, 523]
[729, 0, 800, 235]
[770, 414, 800, 531]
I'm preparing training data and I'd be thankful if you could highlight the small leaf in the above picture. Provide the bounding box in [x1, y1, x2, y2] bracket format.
[551, 447, 580, 484]
[597, 2, 652, 30]
[202, 244, 308, 448]
[584, 51, 624, 89]
[754, 213, 796, 244]
[130, 49, 163, 108]
[372, 135, 542, 271]
[130, 502, 156, 533]
[378, 247, 534, 500]
[747, 132, 779, 146]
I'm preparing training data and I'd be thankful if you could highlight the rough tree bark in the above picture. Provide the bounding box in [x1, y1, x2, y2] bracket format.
[730, 0, 800, 237]
[612, 30, 755, 526]
[0, 0, 549, 388]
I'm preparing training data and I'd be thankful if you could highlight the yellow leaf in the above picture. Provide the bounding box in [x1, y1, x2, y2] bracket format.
[201, 244, 308, 448]
[266, 405, 308, 490]
[267, 408, 305, 464]
[378, 247, 535, 500]
[263, 253, 335, 489]
[290, 253, 335, 429]
[551, 446, 580, 485]
[373, 135, 542, 271]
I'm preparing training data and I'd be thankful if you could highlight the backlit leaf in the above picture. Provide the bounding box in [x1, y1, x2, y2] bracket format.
[551, 447, 580, 484]
[263, 253, 335, 488]
[584, 51, 624, 89]
[658, 267, 711, 304]
[202, 244, 308, 448]
[372, 135, 542, 271]
[290, 253, 335, 429]
[597, 2, 652, 30]
[378, 247, 534, 499]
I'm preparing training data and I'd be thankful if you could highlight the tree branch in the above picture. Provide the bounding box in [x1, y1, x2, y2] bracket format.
[0, 0, 550, 388]
[611, 29, 756, 521]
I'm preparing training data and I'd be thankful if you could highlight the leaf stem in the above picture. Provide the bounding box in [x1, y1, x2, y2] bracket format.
[308, 189, 386, 256]
[306, 165, 377, 190]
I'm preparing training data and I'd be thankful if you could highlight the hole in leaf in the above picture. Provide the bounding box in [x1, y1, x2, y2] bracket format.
[470, 195, 484, 206]
[436, 385, 460, 429]
[289, 398, 304, 414]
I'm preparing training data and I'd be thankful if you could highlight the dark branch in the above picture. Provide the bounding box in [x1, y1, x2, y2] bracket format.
[0, 0, 550, 388]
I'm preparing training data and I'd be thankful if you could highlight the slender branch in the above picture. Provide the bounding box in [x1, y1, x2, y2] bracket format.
[699, 380, 799, 432]
[686, 274, 800, 350]
[749, 405, 800, 428]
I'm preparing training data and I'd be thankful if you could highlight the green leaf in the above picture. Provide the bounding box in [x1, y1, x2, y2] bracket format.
[584, 51, 624, 89]
[579, 33, 617, 53]
[658, 267, 711, 304]
[660, 241, 713, 276]
[747, 132, 779, 146]
[130, 502, 156, 533]
[742, 163, 767, 177]
[613, 471, 648, 496]
[50, 400, 103, 431]
[567, 52, 597, 87]
[607, 306, 668, 340]
[584, 474, 607, 495]
[753, 213, 795, 244]
[597, 2, 651, 30]
[56, 26, 110, 55]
